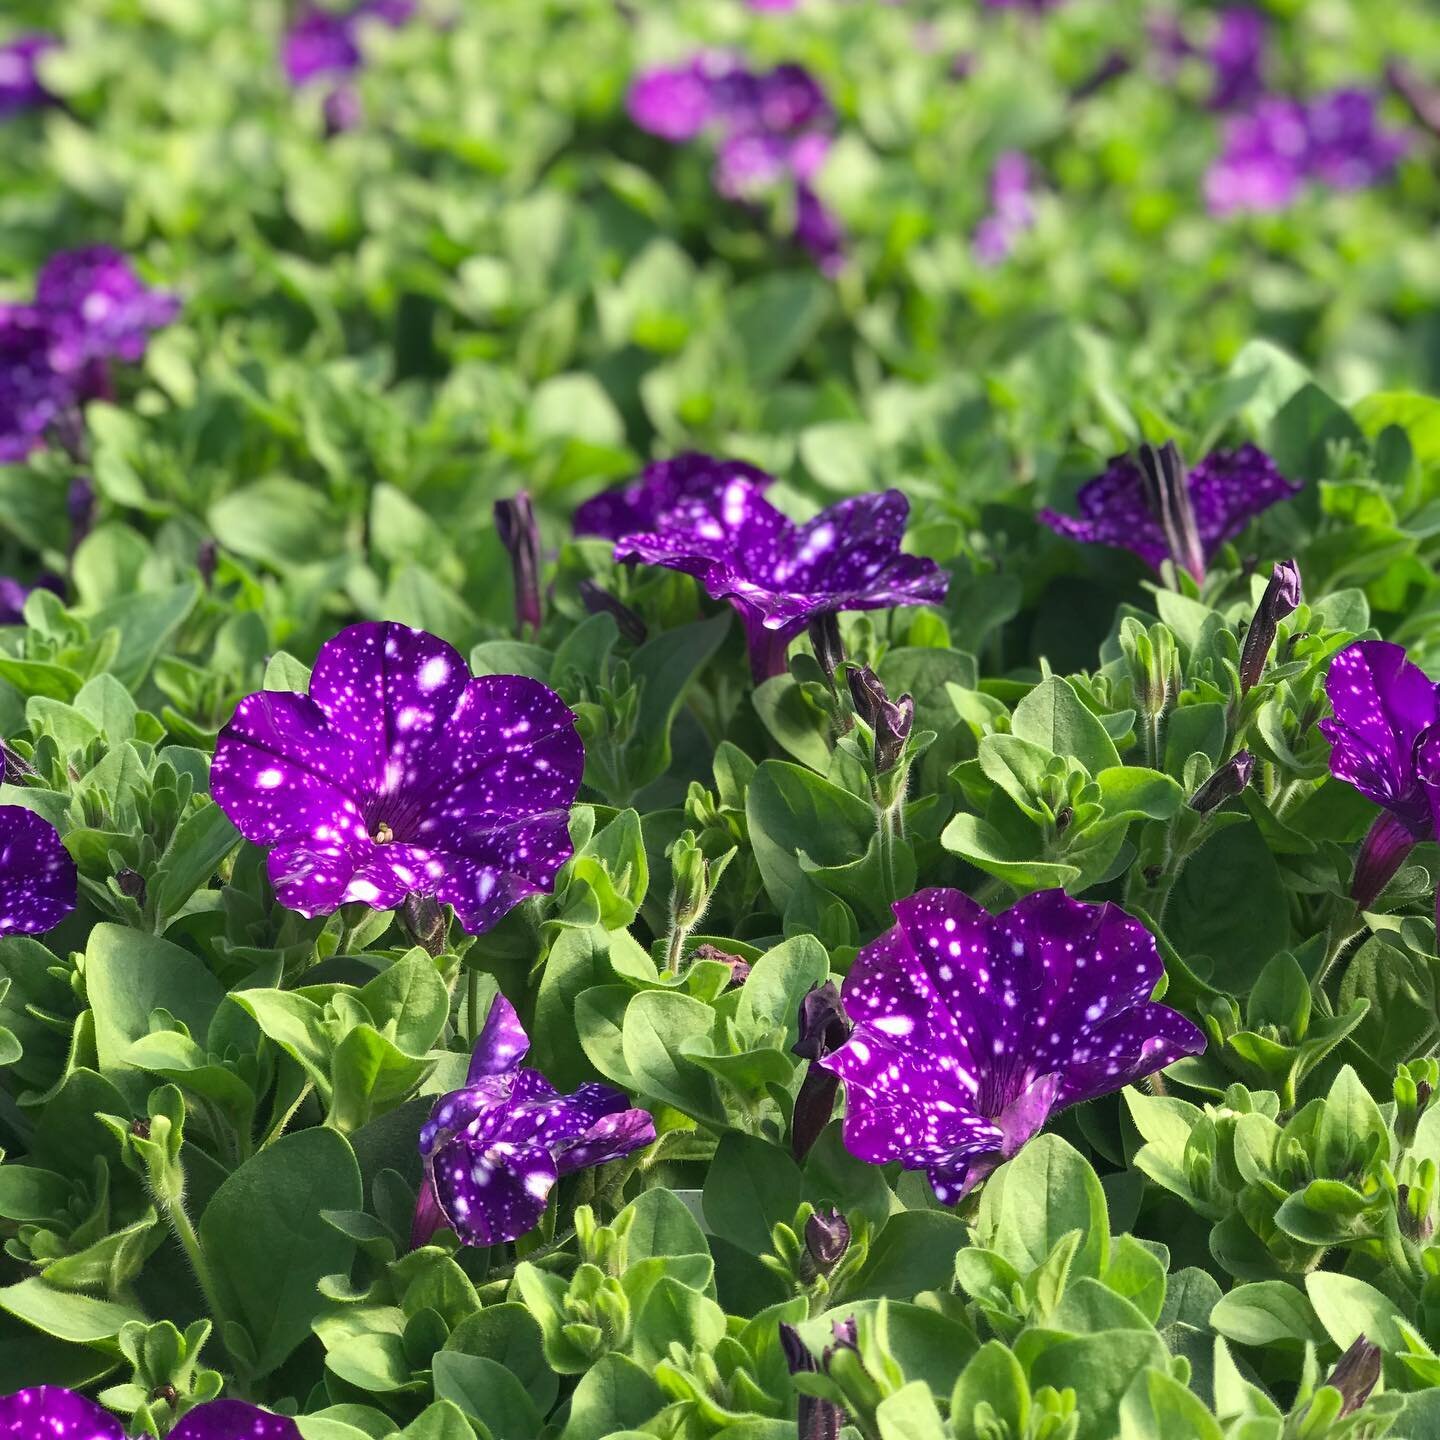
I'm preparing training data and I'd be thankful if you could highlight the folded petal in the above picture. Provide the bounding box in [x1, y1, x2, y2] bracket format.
[432, 1135, 558, 1246]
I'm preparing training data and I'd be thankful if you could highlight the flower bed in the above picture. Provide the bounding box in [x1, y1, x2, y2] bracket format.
[2, 0, 1440, 1435]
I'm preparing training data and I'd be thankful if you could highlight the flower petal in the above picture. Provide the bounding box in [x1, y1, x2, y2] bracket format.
[0, 806, 76, 936]
[1188, 443, 1301, 556]
[170, 1402, 299, 1440]
[432, 1135, 559, 1246]
[555, 1106, 656, 1174]
[0, 1387, 123, 1440]
[466, 993, 532, 1082]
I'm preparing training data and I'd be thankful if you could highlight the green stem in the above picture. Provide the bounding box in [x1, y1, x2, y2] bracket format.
[259, 1080, 312, 1150]
[467, 967, 480, 1046]
[664, 919, 691, 976]
[876, 803, 901, 909]
[156, 1183, 247, 1382]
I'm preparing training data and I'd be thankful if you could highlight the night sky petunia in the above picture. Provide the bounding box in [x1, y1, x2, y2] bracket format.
[1305, 89, 1409, 191]
[0, 574, 63, 624]
[210, 622, 583, 933]
[573, 452, 773, 541]
[973, 151, 1036, 265]
[0, 1388, 300, 1440]
[1320, 640, 1440, 907]
[0, 308, 75, 463]
[413, 994, 654, 1247]
[1207, 8, 1267, 112]
[33, 248, 180, 377]
[1038, 440, 1299, 582]
[0, 806, 76, 935]
[1205, 97, 1311, 215]
[820, 888, 1204, 1201]
[282, 1, 414, 92]
[613, 478, 948, 680]
[0, 34, 56, 117]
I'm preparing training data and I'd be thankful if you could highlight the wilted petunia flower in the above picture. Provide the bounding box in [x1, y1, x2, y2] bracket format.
[0, 806, 77, 935]
[412, 993, 654, 1247]
[211, 622, 583, 933]
[1207, 7, 1267, 112]
[0, 33, 56, 117]
[820, 887, 1204, 1201]
[1320, 640, 1440, 907]
[575, 452, 774, 541]
[1038, 440, 1299, 582]
[614, 478, 947, 681]
[0, 1388, 300, 1439]
[33, 247, 180, 377]
[0, 308, 75, 463]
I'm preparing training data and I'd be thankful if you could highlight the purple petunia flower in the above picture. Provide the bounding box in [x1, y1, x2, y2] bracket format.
[973, 150, 1036, 265]
[1320, 640, 1440, 907]
[1208, 7, 1267, 112]
[1305, 88, 1409, 191]
[1038, 440, 1299, 582]
[0, 806, 76, 935]
[412, 993, 654, 1247]
[210, 622, 583, 933]
[819, 887, 1204, 1201]
[573, 451, 774, 541]
[1205, 96, 1311, 214]
[33, 247, 180, 376]
[0, 1388, 300, 1439]
[982, 0, 1065, 10]
[614, 478, 948, 680]
[0, 308, 75, 463]
[0, 33, 56, 117]
[282, 0, 414, 88]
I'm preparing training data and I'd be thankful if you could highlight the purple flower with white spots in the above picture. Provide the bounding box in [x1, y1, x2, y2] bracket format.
[413, 994, 654, 1247]
[1305, 88, 1409, 191]
[1208, 8, 1267, 112]
[0, 1388, 300, 1440]
[210, 622, 583, 934]
[0, 807, 75, 935]
[573, 452, 773, 542]
[614, 479, 947, 681]
[1320, 640, 1440, 907]
[973, 151, 1036, 265]
[1205, 96, 1311, 215]
[1038, 440, 1300, 582]
[820, 888, 1204, 1201]
[33, 248, 180, 377]
[0, 308, 75, 463]
[0, 33, 56, 117]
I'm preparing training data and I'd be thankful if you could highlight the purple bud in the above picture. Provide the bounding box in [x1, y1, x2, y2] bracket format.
[115, 869, 146, 904]
[401, 891, 447, 956]
[197, 539, 218, 589]
[824, 1317, 858, 1361]
[1239, 559, 1301, 691]
[494, 492, 543, 638]
[323, 84, 363, 136]
[1351, 810, 1420, 909]
[779, 1324, 845, 1440]
[1188, 750, 1255, 813]
[846, 667, 913, 774]
[803, 1207, 850, 1276]
[1325, 1336, 1382, 1416]
[807, 613, 845, 685]
[67, 476, 95, 552]
[1070, 49, 1131, 103]
[578, 579, 647, 645]
[792, 981, 851, 1162]
[1137, 440, 1206, 582]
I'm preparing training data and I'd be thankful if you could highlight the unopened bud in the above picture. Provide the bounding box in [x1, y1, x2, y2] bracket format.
[494, 492, 543, 637]
[846, 667, 913, 775]
[150, 1385, 179, 1407]
[807, 613, 845, 686]
[579, 580, 647, 645]
[115, 869, 146, 905]
[803, 1208, 850, 1278]
[323, 84, 363, 137]
[1325, 1336, 1382, 1416]
[779, 1323, 846, 1440]
[130, 1119, 150, 1139]
[197, 539, 218, 588]
[792, 982, 852, 1162]
[1137, 440, 1206, 582]
[67, 477, 95, 553]
[401, 891, 448, 957]
[1351, 811, 1421, 909]
[1238, 559, 1301, 692]
[1188, 750, 1254, 813]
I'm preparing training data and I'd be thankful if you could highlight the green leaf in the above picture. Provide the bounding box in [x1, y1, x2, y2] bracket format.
[979, 1135, 1109, 1281]
[621, 990, 727, 1126]
[703, 1133, 804, 1255]
[199, 1126, 362, 1377]
[1022, 1329, 1169, 1440]
[851, 1210, 971, 1300]
[729, 272, 831, 385]
[152, 801, 241, 924]
[0, 1277, 144, 1344]
[625, 615, 731, 793]
[558, 1355, 665, 1440]
[432, 1352, 544, 1440]
[951, 1341, 1028, 1440]
[1210, 1281, 1326, 1347]
[876, 1382, 947, 1440]
[1010, 677, 1120, 775]
[630, 1276, 726, 1367]
[209, 479, 344, 568]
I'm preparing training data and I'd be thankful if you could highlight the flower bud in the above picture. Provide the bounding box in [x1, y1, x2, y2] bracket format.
[579, 580, 647, 645]
[115, 868, 147, 905]
[1324, 1336, 1382, 1416]
[401, 892, 448, 957]
[1351, 811, 1421, 909]
[792, 982, 852, 1162]
[67, 477, 95, 553]
[779, 1324, 845, 1440]
[846, 667, 913, 775]
[1188, 750, 1254, 813]
[1239, 559, 1301, 692]
[807, 613, 845, 686]
[323, 84, 363, 137]
[494, 492, 543, 637]
[803, 1208, 850, 1277]
[1137, 440, 1206, 581]
[197, 539, 218, 589]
